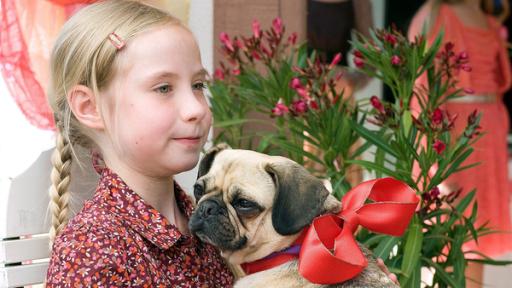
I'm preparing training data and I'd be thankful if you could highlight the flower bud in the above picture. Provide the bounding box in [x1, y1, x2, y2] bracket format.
[433, 139, 446, 154]
[391, 55, 401, 66]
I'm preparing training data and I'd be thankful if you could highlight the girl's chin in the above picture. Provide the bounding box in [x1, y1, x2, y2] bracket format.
[172, 153, 201, 172]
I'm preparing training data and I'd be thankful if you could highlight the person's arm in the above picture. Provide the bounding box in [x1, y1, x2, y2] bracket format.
[377, 258, 399, 285]
[46, 228, 131, 287]
[353, 0, 374, 38]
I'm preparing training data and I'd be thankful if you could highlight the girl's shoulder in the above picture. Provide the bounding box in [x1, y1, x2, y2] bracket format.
[51, 205, 131, 258]
[46, 208, 133, 286]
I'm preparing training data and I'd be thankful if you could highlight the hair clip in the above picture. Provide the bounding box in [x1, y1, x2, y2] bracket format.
[108, 32, 125, 50]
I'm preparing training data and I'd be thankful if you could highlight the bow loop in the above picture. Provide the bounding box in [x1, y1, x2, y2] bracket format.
[298, 177, 419, 284]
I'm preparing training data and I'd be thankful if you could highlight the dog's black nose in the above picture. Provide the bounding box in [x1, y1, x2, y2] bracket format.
[198, 199, 221, 218]
[188, 216, 204, 232]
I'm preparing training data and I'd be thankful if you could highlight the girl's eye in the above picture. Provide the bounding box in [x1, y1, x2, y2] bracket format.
[193, 82, 207, 91]
[155, 84, 172, 94]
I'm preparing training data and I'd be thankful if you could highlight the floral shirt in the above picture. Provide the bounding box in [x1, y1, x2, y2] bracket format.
[46, 168, 234, 287]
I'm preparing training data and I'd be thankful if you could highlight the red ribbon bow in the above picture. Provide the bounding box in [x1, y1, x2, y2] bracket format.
[298, 177, 419, 284]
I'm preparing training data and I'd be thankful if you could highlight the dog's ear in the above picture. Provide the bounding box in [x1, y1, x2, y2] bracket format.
[197, 143, 231, 179]
[265, 159, 337, 235]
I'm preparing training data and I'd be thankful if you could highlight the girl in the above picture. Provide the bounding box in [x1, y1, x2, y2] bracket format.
[45, 1, 233, 286]
[409, 0, 512, 287]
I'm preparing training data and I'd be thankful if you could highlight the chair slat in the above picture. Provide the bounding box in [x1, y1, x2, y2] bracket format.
[0, 236, 50, 263]
[0, 262, 48, 287]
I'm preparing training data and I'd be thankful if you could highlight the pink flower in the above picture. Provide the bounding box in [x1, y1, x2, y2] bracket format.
[214, 68, 224, 80]
[354, 57, 365, 68]
[251, 51, 261, 60]
[287, 32, 297, 45]
[457, 51, 469, 60]
[290, 78, 303, 90]
[261, 44, 272, 58]
[446, 112, 458, 130]
[272, 17, 283, 36]
[290, 78, 310, 100]
[335, 71, 344, 81]
[391, 55, 401, 66]
[309, 100, 319, 110]
[232, 68, 240, 75]
[220, 32, 235, 52]
[370, 95, 385, 113]
[424, 186, 441, 201]
[463, 88, 474, 94]
[430, 187, 440, 198]
[271, 102, 289, 117]
[445, 42, 454, 51]
[384, 33, 397, 46]
[296, 88, 310, 100]
[468, 109, 479, 125]
[433, 139, 446, 154]
[329, 53, 342, 68]
[353, 50, 363, 58]
[431, 108, 444, 125]
[292, 100, 308, 114]
[235, 38, 244, 50]
[460, 64, 472, 72]
[252, 20, 261, 39]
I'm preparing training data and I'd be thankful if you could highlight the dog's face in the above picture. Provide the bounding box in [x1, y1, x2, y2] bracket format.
[189, 144, 341, 264]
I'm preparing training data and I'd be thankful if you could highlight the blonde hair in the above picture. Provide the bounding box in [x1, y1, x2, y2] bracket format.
[47, 0, 181, 246]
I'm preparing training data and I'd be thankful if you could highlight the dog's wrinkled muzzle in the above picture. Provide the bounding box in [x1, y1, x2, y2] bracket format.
[189, 199, 248, 251]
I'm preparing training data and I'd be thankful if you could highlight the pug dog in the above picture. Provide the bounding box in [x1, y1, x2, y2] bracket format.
[189, 144, 398, 288]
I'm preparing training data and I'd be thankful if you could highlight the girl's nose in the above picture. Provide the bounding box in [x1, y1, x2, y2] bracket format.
[180, 89, 210, 122]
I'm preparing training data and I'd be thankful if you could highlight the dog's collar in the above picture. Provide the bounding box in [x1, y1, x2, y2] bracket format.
[240, 229, 307, 275]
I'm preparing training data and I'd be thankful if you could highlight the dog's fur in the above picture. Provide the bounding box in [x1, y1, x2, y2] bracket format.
[189, 144, 398, 288]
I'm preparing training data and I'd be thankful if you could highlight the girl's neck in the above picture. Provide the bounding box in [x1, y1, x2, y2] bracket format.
[103, 157, 189, 233]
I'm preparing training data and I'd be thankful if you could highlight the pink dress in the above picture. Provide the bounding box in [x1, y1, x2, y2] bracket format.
[409, 3, 512, 257]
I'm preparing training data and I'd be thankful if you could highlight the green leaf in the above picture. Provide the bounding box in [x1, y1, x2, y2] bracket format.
[346, 159, 396, 178]
[455, 189, 476, 214]
[373, 236, 400, 260]
[271, 138, 323, 164]
[351, 139, 373, 158]
[401, 110, 413, 136]
[467, 251, 512, 265]
[374, 146, 386, 178]
[400, 216, 423, 285]
[452, 162, 480, 174]
[447, 225, 466, 286]
[213, 118, 250, 128]
[465, 203, 479, 243]
[442, 148, 474, 178]
[402, 262, 421, 288]
[362, 234, 388, 247]
[352, 124, 399, 158]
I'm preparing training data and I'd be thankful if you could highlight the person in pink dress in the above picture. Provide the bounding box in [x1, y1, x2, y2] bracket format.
[408, 0, 512, 287]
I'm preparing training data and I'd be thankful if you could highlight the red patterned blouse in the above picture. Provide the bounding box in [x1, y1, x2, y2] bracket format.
[46, 168, 234, 287]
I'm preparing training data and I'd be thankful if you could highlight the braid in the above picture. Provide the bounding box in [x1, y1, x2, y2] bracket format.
[48, 129, 73, 248]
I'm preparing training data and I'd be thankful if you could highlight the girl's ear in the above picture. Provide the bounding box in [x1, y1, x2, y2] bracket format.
[67, 85, 104, 130]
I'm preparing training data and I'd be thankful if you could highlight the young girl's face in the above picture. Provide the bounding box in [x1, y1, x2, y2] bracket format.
[100, 24, 211, 177]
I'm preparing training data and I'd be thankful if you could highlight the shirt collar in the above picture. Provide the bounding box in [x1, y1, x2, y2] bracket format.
[94, 167, 195, 250]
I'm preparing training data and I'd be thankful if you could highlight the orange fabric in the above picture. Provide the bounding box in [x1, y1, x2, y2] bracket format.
[409, 3, 512, 258]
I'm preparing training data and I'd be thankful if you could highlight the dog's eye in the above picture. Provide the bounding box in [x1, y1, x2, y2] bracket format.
[233, 198, 259, 212]
[194, 183, 205, 200]
[235, 199, 254, 209]
[233, 198, 262, 217]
